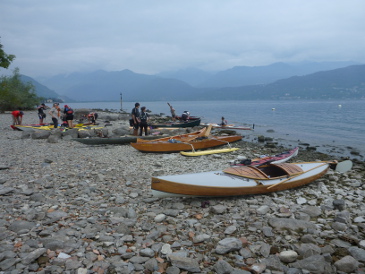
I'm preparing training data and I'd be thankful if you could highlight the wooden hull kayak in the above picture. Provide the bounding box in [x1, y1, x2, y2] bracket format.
[151, 161, 333, 197]
[135, 128, 207, 143]
[136, 128, 207, 143]
[232, 147, 299, 166]
[150, 119, 201, 128]
[131, 130, 242, 152]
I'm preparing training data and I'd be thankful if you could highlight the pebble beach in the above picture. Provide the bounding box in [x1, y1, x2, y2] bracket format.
[0, 110, 364, 273]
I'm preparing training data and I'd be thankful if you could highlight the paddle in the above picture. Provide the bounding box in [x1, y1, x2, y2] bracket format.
[335, 160, 353, 173]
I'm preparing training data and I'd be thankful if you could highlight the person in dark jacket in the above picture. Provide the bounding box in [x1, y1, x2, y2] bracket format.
[37, 103, 49, 124]
[131, 102, 140, 136]
[139, 106, 149, 136]
[63, 105, 74, 128]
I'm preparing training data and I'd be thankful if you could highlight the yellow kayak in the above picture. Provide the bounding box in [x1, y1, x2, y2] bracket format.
[11, 124, 103, 131]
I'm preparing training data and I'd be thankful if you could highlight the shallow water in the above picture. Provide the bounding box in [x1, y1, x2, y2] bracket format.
[61, 99, 365, 159]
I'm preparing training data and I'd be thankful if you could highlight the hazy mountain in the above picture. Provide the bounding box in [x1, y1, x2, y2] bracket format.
[129, 77, 201, 101]
[38, 69, 205, 102]
[157, 67, 214, 86]
[198, 64, 365, 100]
[34, 62, 364, 102]
[40, 69, 158, 101]
[19, 75, 70, 101]
[196, 61, 358, 88]
[264, 64, 365, 99]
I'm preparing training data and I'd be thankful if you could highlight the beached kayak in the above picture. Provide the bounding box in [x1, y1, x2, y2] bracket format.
[151, 160, 352, 197]
[131, 127, 242, 153]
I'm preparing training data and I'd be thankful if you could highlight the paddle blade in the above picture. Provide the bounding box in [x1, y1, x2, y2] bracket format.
[204, 124, 213, 137]
[335, 160, 353, 173]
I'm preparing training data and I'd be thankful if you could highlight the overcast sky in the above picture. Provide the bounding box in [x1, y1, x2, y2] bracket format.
[1, 0, 365, 78]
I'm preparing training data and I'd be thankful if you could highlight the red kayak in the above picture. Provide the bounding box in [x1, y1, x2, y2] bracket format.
[232, 147, 299, 166]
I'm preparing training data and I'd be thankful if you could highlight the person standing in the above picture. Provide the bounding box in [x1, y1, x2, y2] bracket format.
[63, 105, 74, 128]
[49, 102, 60, 128]
[11, 110, 24, 125]
[167, 102, 176, 121]
[131, 102, 141, 136]
[139, 106, 149, 136]
[37, 103, 49, 124]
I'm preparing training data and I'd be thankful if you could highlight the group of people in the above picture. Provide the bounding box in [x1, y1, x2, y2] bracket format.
[130, 102, 194, 136]
[131, 102, 149, 136]
[12, 103, 98, 129]
[48, 103, 98, 128]
[47, 102, 74, 128]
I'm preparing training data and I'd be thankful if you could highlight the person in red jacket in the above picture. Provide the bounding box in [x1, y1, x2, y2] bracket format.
[11, 110, 24, 125]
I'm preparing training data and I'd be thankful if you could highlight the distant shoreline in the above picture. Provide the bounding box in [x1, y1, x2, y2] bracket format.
[2, 106, 363, 162]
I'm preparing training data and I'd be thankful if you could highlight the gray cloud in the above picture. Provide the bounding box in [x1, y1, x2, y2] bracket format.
[1, 0, 364, 77]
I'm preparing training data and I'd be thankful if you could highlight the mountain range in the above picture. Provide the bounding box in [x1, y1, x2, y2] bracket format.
[158, 61, 357, 88]
[198, 64, 365, 100]
[21, 61, 365, 101]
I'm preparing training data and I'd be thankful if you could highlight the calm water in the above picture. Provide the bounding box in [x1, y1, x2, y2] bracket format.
[63, 100, 365, 159]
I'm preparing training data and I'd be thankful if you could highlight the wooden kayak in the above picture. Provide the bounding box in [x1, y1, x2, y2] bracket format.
[135, 128, 207, 143]
[151, 160, 352, 197]
[180, 148, 239, 156]
[72, 135, 161, 145]
[130, 127, 242, 153]
[232, 147, 299, 166]
[150, 119, 201, 128]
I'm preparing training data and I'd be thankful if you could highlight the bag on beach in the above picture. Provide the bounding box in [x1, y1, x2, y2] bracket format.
[129, 118, 134, 126]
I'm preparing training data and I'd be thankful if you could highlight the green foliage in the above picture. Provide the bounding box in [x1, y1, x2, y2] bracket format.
[0, 68, 42, 112]
[0, 41, 16, 69]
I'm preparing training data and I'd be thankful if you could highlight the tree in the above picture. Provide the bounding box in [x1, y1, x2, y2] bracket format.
[0, 68, 41, 111]
[0, 40, 41, 112]
[0, 40, 16, 69]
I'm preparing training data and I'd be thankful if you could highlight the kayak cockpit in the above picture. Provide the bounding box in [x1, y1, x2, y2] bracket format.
[223, 163, 303, 180]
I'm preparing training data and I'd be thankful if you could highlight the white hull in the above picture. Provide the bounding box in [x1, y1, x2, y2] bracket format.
[151, 162, 330, 198]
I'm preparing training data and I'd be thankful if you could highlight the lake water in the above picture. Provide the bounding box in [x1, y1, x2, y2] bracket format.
[63, 100, 365, 159]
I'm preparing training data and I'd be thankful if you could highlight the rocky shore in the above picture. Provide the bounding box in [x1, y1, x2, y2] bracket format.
[0, 110, 364, 273]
